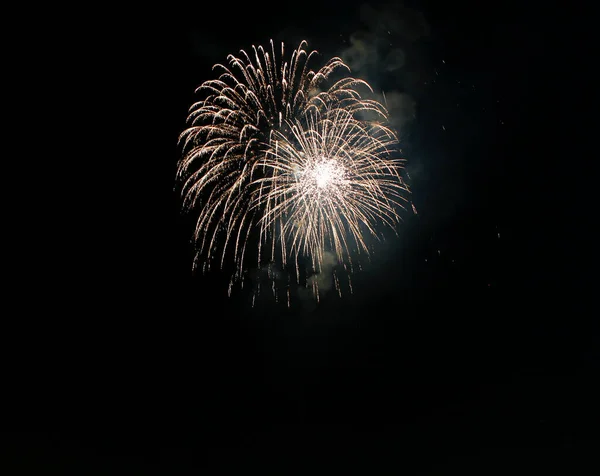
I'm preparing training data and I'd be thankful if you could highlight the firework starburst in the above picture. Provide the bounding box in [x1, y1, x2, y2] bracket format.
[176, 40, 411, 303]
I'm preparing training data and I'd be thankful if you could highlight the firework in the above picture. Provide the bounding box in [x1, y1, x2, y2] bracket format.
[176, 40, 410, 302]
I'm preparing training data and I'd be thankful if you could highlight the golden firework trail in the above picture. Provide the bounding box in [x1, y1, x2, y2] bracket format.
[176, 40, 411, 303]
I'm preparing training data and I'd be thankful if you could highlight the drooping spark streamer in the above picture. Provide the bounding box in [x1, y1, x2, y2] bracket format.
[176, 40, 411, 301]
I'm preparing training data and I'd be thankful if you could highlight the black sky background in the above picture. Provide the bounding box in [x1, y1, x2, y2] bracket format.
[4, 0, 596, 474]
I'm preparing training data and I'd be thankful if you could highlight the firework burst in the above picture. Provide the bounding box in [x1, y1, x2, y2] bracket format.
[176, 40, 411, 303]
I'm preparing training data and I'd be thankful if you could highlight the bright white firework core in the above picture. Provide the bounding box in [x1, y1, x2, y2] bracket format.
[315, 162, 336, 188]
[307, 158, 345, 191]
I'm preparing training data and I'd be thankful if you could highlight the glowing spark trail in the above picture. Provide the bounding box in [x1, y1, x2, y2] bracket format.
[176, 40, 411, 302]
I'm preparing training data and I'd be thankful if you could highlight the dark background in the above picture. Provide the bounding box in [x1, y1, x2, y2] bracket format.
[4, 0, 595, 474]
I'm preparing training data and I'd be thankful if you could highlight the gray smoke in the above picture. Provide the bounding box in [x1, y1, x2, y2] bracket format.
[339, 1, 431, 131]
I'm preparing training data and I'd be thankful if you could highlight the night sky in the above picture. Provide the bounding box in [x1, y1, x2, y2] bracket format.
[4, 0, 596, 474]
